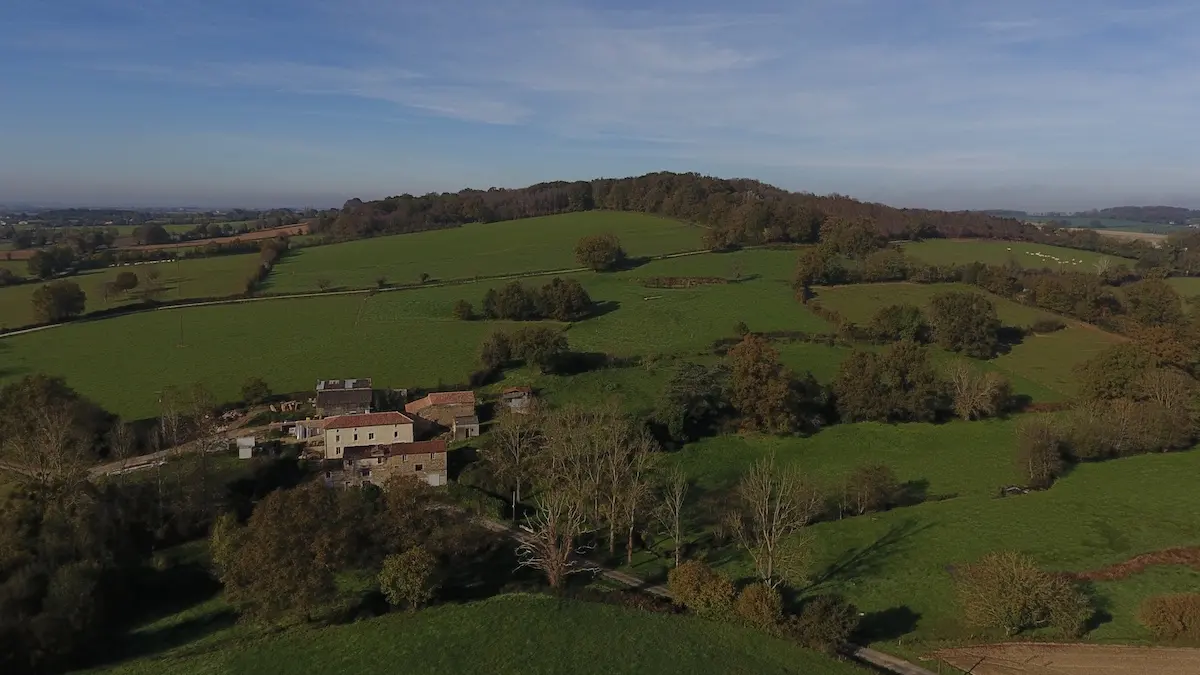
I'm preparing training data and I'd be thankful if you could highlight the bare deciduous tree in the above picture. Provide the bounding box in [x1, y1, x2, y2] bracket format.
[516, 489, 599, 589]
[619, 433, 657, 565]
[107, 420, 136, 482]
[654, 465, 690, 567]
[5, 403, 90, 491]
[483, 406, 544, 519]
[947, 361, 1011, 420]
[727, 455, 824, 589]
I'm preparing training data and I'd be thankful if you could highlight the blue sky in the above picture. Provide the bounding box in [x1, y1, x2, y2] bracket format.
[2, 0, 1199, 210]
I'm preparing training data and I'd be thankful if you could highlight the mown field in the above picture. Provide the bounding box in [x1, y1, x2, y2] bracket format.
[265, 211, 705, 293]
[1167, 277, 1200, 312]
[901, 239, 1129, 270]
[0, 255, 260, 330]
[1027, 216, 1182, 234]
[90, 594, 868, 675]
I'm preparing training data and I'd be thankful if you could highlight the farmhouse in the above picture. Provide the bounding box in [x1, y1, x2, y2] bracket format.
[323, 440, 448, 488]
[323, 411, 414, 459]
[405, 391, 477, 428]
[315, 378, 373, 417]
[500, 386, 534, 414]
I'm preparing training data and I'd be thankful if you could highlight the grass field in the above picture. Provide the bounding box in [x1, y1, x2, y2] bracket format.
[901, 239, 1129, 270]
[0, 255, 260, 330]
[264, 212, 705, 293]
[0, 251, 830, 419]
[90, 594, 868, 675]
[810, 282, 1122, 398]
[1167, 277, 1200, 312]
[1027, 216, 1182, 234]
[662, 424, 1200, 648]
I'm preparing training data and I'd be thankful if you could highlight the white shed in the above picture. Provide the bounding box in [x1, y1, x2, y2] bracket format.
[236, 436, 256, 460]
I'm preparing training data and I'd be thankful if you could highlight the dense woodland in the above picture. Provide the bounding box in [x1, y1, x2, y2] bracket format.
[314, 172, 1036, 243]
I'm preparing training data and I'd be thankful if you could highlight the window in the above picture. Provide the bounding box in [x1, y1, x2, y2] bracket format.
[394, 431, 399, 438]
[335, 434, 340, 442]
[324, 471, 331, 478]
[377, 457, 384, 465]
[353, 433, 358, 441]
[368, 432, 374, 440]
[415, 463, 424, 472]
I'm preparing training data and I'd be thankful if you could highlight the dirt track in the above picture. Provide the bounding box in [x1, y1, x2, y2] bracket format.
[936, 642, 1200, 674]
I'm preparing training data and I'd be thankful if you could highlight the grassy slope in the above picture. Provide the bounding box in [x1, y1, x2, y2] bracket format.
[812, 282, 1123, 399]
[90, 594, 868, 675]
[1168, 277, 1200, 313]
[265, 211, 705, 293]
[901, 239, 1128, 270]
[665, 424, 1200, 646]
[0, 255, 260, 330]
[1, 251, 828, 419]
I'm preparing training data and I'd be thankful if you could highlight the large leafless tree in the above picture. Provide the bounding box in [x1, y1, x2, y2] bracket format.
[482, 405, 544, 519]
[727, 455, 823, 589]
[654, 466, 690, 568]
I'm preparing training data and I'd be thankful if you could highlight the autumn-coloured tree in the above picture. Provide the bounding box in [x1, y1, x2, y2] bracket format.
[728, 334, 801, 433]
[574, 233, 626, 271]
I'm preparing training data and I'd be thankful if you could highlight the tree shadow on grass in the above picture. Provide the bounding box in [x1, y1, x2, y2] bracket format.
[995, 325, 1026, 355]
[854, 606, 922, 643]
[112, 608, 239, 665]
[804, 518, 932, 594]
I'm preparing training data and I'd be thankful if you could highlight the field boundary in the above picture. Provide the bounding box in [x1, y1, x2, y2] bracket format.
[0, 248, 713, 339]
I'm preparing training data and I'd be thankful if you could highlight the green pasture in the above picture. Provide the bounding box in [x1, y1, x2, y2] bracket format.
[264, 211, 705, 293]
[1027, 216, 1179, 234]
[1, 252, 831, 419]
[900, 239, 1129, 270]
[812, 282, 1051, 327]
[663, 426, 1200, 647]
[91, 594, 868, 675]
[1167, 276, 1200, 312]
[0, 255, 260, 330]
[811, 282, 1121, 398]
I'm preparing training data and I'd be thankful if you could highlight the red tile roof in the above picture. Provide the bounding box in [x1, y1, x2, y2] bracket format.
[323, 411, 413, 430]
[405, 391, 477, 412]
[502, 386, 533, 395]
[341, 440, 448, 460]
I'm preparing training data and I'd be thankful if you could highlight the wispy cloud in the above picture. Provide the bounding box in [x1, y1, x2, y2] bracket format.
[7, 0, 1200, 206]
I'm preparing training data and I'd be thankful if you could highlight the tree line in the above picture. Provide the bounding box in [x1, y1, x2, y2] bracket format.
[312, 171, 1038, 243]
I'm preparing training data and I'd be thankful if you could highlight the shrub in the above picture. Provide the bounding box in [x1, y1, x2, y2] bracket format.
[955, 551, 1092, 637]
[667, 560, 734, 619]
[735, 583, 783, 630]
[867, 303, 929, 343]
[929, 292, 1001, 358]
[241, 377, 272, 406]
[453, 299, 475, 321]
[785, 595, 859, 654]
[379, 546, 438, 611]
[112, 271, 139, 291]
[1138, 593, 1200, 642]
[1029, 317, 1066, 334]
[733, 321, 750, 337]
[479, 331, 512, 369]
[1015, 419, 1066, 489]
[843, 464, 899, 515]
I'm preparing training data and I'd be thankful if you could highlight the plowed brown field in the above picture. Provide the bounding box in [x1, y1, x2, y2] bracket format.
[936, 643, 1200, 674]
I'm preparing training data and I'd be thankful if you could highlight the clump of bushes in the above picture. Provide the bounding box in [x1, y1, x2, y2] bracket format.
[954, 551, 1093, 637]
[734, 583, 783, 630]
[667, 561, 734, 619]
[476, 277, 593, 322]
[1137, 593, 1200, 642]
[785, 595, 860, 654]
[1029, 317, 1066, 334]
